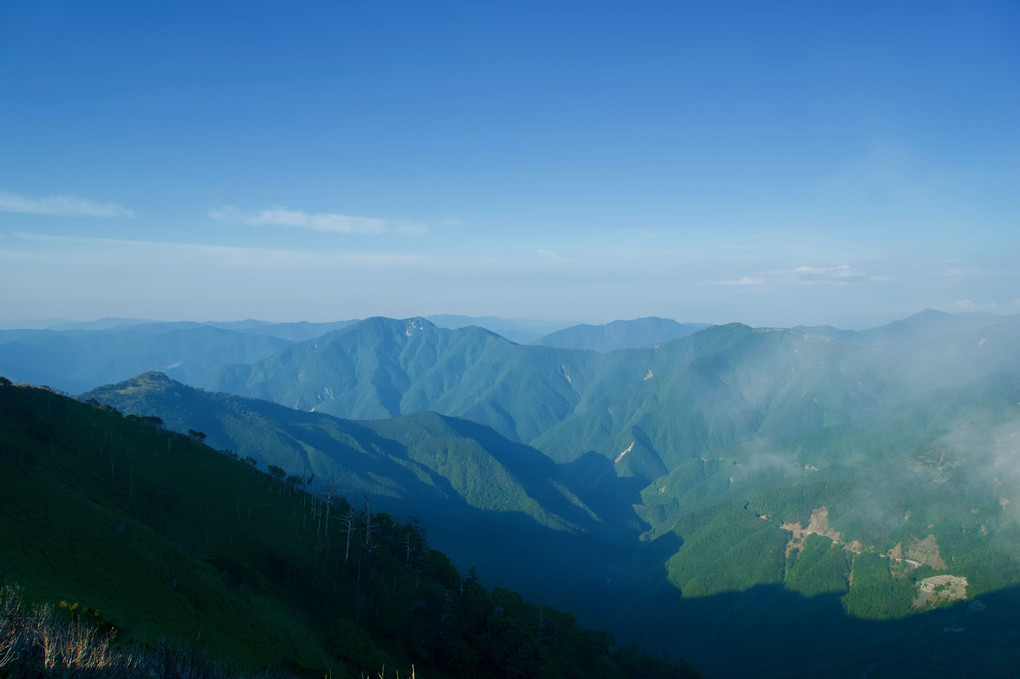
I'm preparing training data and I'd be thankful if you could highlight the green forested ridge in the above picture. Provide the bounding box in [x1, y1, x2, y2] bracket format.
[200, 315, 1020, 479]
[0, 380, 696, 678]
[206, 317, 604, 445]
[82, 371, 604, 534]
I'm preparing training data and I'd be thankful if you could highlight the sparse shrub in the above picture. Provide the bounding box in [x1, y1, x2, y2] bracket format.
[0, 583, 277, 678]
[0, 583, 133, 677]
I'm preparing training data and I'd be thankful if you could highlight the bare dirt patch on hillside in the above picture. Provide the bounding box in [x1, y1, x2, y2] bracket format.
[781, 506, 842, 557]
[906, 534, 947, 570]
[914, 575, 967, 609]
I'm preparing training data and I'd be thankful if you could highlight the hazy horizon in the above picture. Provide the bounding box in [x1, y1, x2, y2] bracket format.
[2, 306, 1014, 336]
[2, 2, 1017, 329]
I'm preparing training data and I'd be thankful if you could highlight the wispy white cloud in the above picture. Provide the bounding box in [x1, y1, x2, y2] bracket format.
[0, 191, 136, 218]
[700, 277, 766, 287]
[787, 264, 863, 280]
[537, 249, 570, 262]
[777, 264, 892, 286]
[700, 263, 891, 289]
[944, 267, 994, 279]
[209, 205, 420, 235]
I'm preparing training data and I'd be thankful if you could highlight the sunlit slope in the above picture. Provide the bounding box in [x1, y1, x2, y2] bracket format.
[533, 324, 894, 475]
[207, 316, 605, 443]
[202, 317, 767, 455]
[639, 366, 1020, 618]
[84, 371, 602, 533]
[201, 317, 927, 478]
[208, 313, 1020, 489]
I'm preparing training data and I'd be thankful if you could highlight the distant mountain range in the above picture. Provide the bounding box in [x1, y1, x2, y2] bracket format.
[0, 315, 589, 393]
[0, 323, 291, 393]
[534, 316, 710, 352]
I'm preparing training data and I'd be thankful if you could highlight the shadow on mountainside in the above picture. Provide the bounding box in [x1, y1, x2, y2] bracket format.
[617, 579, 1020, 679]
[409, 498, 1020, 679]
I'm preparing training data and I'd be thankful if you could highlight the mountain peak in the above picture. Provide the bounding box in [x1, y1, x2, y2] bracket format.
[405, 317, 432, 334]
[913, 308, 954, 318]
[357, 315, 436, 331]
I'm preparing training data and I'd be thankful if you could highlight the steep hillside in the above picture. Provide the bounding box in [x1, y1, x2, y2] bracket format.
[81, 372, 652, 617]
[83, 372, 602, 534]
[0, 378, 694, 679]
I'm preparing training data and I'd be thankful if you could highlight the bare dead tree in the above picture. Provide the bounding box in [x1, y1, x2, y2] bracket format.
[363, 494, 374, 550]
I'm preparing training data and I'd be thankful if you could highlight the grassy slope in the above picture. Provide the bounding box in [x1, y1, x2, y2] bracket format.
[1, 383, 347, 674]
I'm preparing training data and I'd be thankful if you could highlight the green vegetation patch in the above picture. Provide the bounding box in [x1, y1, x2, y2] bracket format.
[785, 534, 851, 597]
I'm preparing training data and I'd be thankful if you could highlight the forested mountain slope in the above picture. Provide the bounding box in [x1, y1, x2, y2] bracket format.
[0, 378, 694, 678]
[83, 372, 605, 534]
[205, 317, 607, 444]
[202, 313, 1020, 484]
[82, 371, 650, 618]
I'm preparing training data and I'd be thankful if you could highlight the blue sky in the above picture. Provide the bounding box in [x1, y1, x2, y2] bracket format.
[1, 1, 1018, 328]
